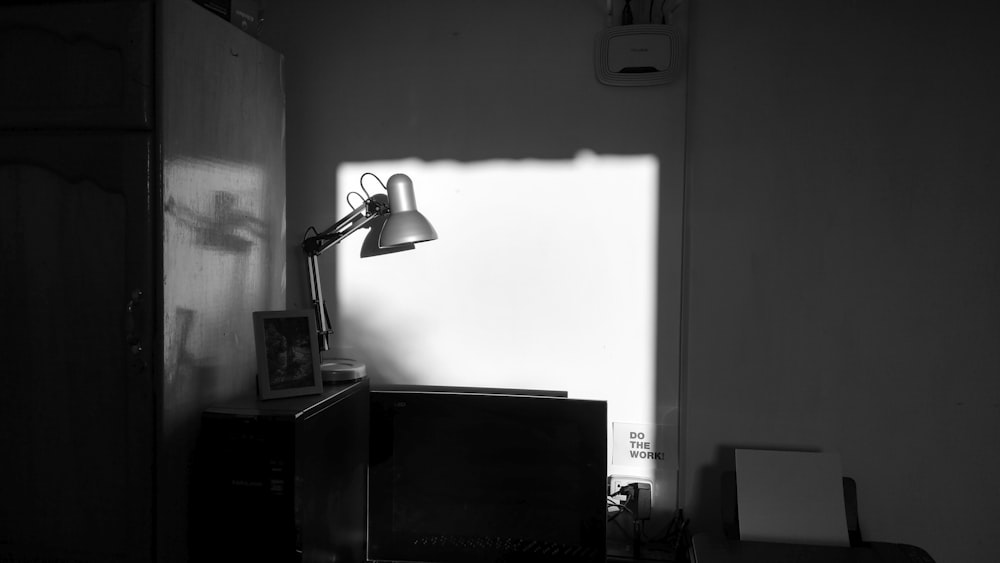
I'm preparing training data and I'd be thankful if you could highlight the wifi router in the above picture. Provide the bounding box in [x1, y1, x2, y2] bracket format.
[595, 25, 680, 86]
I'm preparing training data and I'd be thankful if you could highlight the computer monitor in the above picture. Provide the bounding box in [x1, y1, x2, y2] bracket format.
[368, 387, 607, 563]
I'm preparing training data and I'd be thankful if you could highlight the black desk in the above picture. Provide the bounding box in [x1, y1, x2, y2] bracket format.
[193, 380, 369, 563]
[690, 534, 935, 563]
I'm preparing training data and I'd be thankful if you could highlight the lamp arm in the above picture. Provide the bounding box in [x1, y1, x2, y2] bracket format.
[302, 195, 390, 351]
[305, 253, 330, 351]
[305, 207, 362, 256]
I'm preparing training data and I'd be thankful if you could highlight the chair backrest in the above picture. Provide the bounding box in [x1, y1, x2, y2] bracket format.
[721, 470, 863, 547]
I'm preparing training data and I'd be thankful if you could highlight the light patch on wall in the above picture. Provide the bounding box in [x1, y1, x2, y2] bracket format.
[332, 152, 659, 473]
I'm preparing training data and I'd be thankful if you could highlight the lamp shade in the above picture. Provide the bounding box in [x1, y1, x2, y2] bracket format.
[380, 173, 438, 247]
[360, 214, 415, 257]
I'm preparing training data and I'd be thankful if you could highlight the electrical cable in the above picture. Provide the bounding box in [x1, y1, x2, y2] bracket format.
[608, 485, 691, 559]
[665, 0, 686, 25]
[622, 0, 633, 25]
[607, 497, 633, 518]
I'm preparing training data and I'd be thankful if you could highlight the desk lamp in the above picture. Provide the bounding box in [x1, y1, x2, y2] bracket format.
[302, 173, 437, 381]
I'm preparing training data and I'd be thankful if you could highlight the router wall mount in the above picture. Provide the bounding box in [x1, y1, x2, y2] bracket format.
[595, 25, 680, 87]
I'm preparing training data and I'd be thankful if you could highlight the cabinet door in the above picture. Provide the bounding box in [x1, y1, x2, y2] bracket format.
[0, 1, 152, 130]
[157, 1, 286, 560]
[0, 132, 154, 562]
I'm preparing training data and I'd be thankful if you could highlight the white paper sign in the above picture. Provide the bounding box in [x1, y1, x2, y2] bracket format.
[612, 422, 669, 466]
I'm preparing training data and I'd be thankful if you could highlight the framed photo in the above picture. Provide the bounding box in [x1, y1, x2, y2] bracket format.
[252, 309, 324, 400]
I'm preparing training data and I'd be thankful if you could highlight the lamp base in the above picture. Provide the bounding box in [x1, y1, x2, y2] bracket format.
[321, 357, 367, 382]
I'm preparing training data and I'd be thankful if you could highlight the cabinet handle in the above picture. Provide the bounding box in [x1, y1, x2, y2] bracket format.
[126, 289, 143, 353]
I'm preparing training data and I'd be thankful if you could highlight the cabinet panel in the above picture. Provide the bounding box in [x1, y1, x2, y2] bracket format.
[0, 1, 153, 129]
[0, 132, 153, 562]
[157, 1, 286, 560]
[194, 380, 370, 563]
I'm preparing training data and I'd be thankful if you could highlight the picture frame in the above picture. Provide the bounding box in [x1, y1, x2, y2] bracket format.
[252, 309, 324, 400]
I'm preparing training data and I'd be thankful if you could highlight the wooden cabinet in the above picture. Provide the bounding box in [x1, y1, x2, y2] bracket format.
[0, 1, 153, 129]
[0, 2, 285, 561]
[0, 130, 155, 562]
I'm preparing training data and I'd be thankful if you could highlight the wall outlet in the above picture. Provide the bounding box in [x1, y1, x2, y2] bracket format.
[607, 474, 653, 506]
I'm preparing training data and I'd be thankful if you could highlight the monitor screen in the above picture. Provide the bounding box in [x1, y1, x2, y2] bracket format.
[368, 388, 607, 563]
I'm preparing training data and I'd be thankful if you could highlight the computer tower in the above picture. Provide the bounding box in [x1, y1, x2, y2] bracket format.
[193, 379, 369, 563]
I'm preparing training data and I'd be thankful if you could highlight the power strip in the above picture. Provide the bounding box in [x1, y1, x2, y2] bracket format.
[607, 474, 653, 506]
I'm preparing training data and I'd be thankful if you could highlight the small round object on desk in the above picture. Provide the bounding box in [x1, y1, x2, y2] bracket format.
[321, 358, 367, 382]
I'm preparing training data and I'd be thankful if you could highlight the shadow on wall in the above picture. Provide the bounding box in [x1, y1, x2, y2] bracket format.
[165, 190, 268, 254]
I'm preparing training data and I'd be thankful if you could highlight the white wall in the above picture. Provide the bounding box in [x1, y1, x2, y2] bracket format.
[262, 1, 1000, 561]
[261, 0, 688, 526]
[683, 2, 1000, 562]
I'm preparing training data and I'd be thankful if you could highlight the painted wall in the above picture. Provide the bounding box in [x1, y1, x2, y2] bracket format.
[260, 0, 688, 528]
[682, 2, 1000, 563]
[260, 1, 1000, 561]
